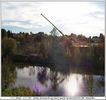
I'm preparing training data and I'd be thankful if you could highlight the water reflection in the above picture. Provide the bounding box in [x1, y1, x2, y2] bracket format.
[14, 66, 104, 96]
[64, 74, 82, 96]
[50, 71, 65, 91]
[37, 68, 49, 86]
[29, 66, 35, 76]
[86, 75, 93, 96]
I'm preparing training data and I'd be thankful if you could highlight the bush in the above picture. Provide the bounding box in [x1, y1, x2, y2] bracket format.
[2, 87, 36, 96]
[2, 37, 17, 57]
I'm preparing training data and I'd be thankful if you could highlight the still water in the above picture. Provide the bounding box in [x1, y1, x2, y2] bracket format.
[14, 66, 104, 96]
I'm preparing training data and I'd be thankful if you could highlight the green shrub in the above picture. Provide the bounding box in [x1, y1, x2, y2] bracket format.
[2, 37, 17, 57]
[2, 87, 36, 96]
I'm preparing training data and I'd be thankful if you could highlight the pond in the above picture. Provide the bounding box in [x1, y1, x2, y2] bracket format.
[13, 66, 105, 96]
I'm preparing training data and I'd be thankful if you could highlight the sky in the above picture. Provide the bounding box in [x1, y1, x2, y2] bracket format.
[1, 1, 105, 37]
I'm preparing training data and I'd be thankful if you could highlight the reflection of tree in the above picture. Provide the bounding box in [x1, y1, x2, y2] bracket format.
[84, 75, 93, 96]
[29, 66, 35, 76]
[37, 67, 66, 91]
[2, 57, 16, 89]
[50, 70, 66, 91]
[37, 67, 48, 86]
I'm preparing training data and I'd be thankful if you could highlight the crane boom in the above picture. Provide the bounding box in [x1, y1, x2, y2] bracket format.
[41, 14, 73, 48]
[41, 13, 65, 37]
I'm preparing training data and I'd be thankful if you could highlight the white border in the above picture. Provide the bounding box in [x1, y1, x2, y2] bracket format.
[0, 0, 105, 99]
[0, 0, 105, 2]
[0, 0, 2, 98]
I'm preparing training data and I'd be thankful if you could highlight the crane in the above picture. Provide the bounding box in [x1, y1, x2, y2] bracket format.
[41, 13, 70, 40]
[41, 13, 73, 57]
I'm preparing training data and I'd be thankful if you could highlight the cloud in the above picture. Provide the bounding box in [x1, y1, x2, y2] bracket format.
[1, 2, 105, 37]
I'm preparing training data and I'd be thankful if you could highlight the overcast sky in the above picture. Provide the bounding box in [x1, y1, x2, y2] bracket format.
[1, 1, 105, 37]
